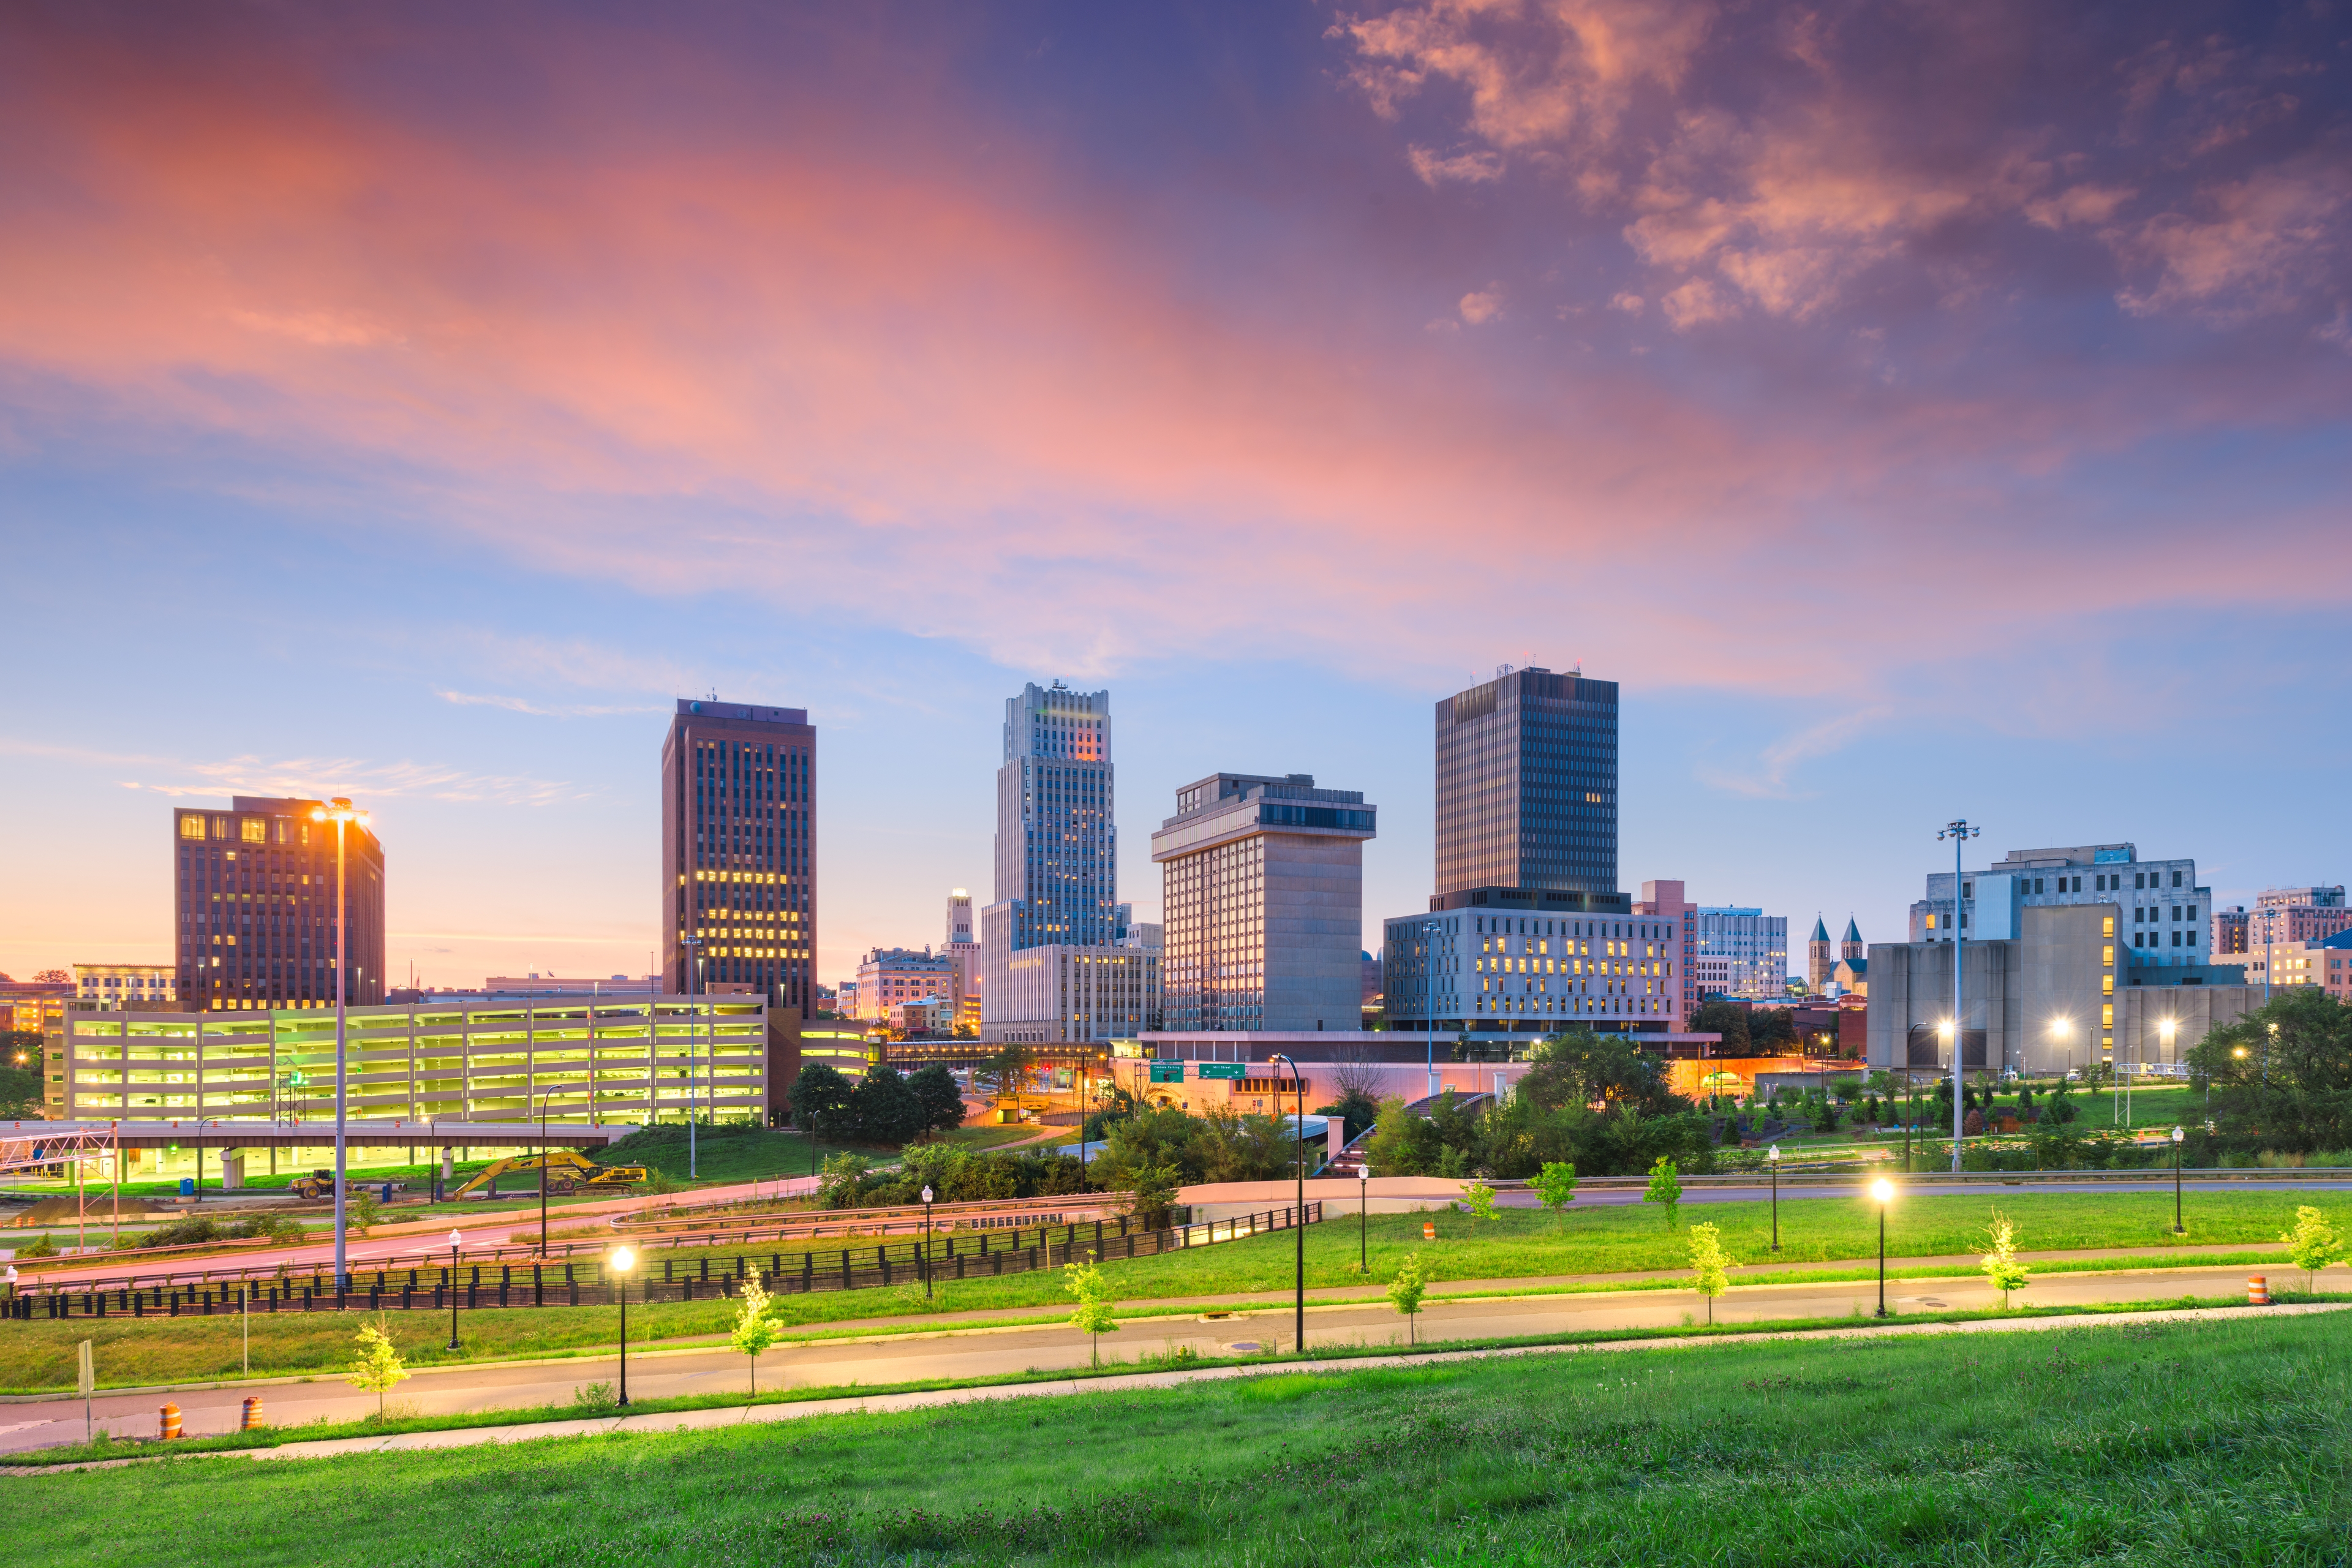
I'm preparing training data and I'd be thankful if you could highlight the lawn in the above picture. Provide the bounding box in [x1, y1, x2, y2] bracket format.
[6, 1188, 2338, 1393]
[9, 1313, 2347, 1566]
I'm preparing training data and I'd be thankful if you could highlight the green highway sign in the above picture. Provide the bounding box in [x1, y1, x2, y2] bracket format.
[1148, 1061, 1185, 1083]
[1197, 1062, 1245, 1080]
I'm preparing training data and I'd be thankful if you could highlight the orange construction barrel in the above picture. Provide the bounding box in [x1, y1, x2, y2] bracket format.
[240, 1396, 265, 1430]
[2248, 1275, 2270, 1305]
[160, 1403, 183, 1440]
[1422, 1219, 1436, 1241]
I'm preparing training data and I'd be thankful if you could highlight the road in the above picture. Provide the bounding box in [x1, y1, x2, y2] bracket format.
[0, 1259, 2298, 1455]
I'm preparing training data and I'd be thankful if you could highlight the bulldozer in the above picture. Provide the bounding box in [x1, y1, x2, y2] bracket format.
[449, 1148, 649, 1200]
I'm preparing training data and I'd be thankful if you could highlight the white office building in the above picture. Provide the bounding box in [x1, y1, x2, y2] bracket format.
[1691, 908, 1787, 999]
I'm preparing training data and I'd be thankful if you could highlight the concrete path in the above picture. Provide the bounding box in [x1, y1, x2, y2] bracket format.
[2, 1258, 2321, 1456]
[10, 1298, 2343, 1472]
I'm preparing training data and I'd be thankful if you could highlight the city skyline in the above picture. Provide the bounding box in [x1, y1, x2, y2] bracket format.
[4, 6, 2348, 993]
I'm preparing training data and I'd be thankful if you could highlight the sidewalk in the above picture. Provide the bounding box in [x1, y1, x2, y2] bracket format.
[13, 1300, 2345, 1474]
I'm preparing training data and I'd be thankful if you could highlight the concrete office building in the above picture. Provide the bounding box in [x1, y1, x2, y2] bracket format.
[1152, 772, 1376, 1033]
[659, 698, 816, 1012]
[1383, 892, 1685, 1034]
[2248, 886, 2352, 951]
[73, 962, 177, 1009]
[176, 798, 383, 1013]
[981, 681, 1146, 1042]
[944, 889, 979, 1033]
[1694, 908, 1788, 999]
[1872, 842, 2252, 1076]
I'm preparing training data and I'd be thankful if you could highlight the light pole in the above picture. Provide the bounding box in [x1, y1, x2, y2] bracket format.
[921, 1185, 935, 1300]
[1423, 919, 1442, 1102]
[1768, 1144, 1781, 1253]
[609, 1244, 637, 1406]
[537, 1088, 558, 1259]
[312, 796, 369, 1290]
[2171, 1125, 2186, 1234]
[1358, 1164, 1369, 1275]
[1270, 1053, 1306, 1355]
[680, 937, 704, 1179]
[445, 1228, 462, 1351]
[1870, 1178, 1893, 1317]
[1937, 820, 1978, 1173]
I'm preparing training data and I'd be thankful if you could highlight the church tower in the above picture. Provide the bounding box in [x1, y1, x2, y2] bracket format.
[1840, 915, 1863, 963]
[1806, 914, 1832, 993]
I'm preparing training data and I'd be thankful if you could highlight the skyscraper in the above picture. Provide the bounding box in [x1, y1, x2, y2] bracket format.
[175, 798, 383, 1011]
[660, 698, 816, 1011]
[1152, 772, 1376, 1032]
[1434, 666, 1616, 899]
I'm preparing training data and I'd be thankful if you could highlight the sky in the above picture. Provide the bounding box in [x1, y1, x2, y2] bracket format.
[2, 1, 2349, 992]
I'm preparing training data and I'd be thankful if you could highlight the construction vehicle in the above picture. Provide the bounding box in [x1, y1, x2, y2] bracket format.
[450, 1149, 649, 1200]
[289, 1170, 405, 1201]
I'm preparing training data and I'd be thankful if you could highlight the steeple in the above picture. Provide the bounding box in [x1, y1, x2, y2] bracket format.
[1841, 915, 1863, 962]
[1809, 914, 1830, 943]
[1806, 914, 1832, 993]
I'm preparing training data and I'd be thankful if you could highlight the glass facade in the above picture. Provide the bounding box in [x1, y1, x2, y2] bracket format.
[661, 701, 816, 1011]
[993, 681, 1118, 949]
[1434, 668, 1616, 899]
[175, 799, 384, 1012]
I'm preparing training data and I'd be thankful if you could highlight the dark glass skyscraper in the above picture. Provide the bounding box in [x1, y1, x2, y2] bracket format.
[660, 698, 816, 1009]
[175, 797, 383, 1011]
[1434, 667, 1616, 898]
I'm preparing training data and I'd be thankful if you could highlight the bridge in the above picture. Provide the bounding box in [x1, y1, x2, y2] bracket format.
[1, 1118, 644, 1166]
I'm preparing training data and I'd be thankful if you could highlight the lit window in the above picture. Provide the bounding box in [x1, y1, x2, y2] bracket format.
[179, 815, 205, 840]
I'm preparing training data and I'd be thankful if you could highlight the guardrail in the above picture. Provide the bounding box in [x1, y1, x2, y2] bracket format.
[1561, 1167, 2352, 1189]
[4, 1203, 1324, 1320]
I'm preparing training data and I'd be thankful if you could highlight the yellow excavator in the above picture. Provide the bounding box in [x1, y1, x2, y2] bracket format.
[450, 1149, 649, 1200]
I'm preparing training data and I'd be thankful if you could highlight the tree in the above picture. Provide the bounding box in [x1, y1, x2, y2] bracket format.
[787, 1061, 856, 1140]
[974, 1044, 1034, 1110]
[345, 1318, 411, 1419]
[850, 1063, 925, 1145]
[1461, 1180, 1499, 1224]
[2188, 992, 2352, 1154]
[1118, 1161, 1184, 1231]
[1063, 1257, 1119, 1368]
[1534, 1161, 1578, 1227]
[2282, 1204, 2347, 1294]
[1386, 1250, 1431, 1347]
[1365, 1095, 1442, 1177]
[1687, 1222, 1732, 1324]
[31, 969, 68, 984]
[1749, 1008, 1798, 1051]
[1689, 1000, 1751, 1055]
[816, 1151, 873, 1208]
[905, 1064, 967, 1140]
[1980, 1211, 2030, 1308]
[729, 1261, 782, 1394]
[1643, 1156, 1683, 1227]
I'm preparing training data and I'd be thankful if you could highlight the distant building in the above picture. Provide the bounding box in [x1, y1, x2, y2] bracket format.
[890, 997, 956, 1037]
[2248, 886, 2352, 952]
[176, 797, 383, 1012]
[1433, 665, 1617, 899]
[986, 944, 1159, 1044]
[478, 975, 658, 997]
[1910, 842, 2212, 971]
[1806, 916, 1833, 993]
[72, 963, 176, 1009]
[659, 698, 816, 1012]
[1152, 771, 1376, 1033]
[2236, 935, 2352, 995]
[1383, 899, 1686, 1035]
[2324, 929, 2352, 1001]
[1694, 908, 1789, 999]
[854, 948, 954, 1023]
[2212, 905, 2248, 956]
[834, 979, 858, 1018]
[944, 889, 979, 1033]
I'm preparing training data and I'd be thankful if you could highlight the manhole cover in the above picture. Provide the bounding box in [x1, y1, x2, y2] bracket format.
[1913, 1298, 1948, 1309]
[1224, 1341, 1264, 1354]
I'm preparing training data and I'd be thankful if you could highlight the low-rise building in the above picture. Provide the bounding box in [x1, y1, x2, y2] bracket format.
[854, 947, 956, 1023]
[1381, 883, 1686, 1038]
[2248, 886, 2352, 951]
[73, 963, 178, 1009]
[1693, 907, 1788, 999]
[1909, 842, 2214, 971]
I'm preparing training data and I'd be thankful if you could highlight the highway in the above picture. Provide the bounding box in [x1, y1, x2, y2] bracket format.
[0, 1259, 2300, 1455]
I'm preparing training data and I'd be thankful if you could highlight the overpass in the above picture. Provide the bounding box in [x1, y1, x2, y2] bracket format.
[2, 1118, 643, 1164]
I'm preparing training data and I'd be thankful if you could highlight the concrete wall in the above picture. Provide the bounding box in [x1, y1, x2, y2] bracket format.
[1263, 831, 1366, 1032]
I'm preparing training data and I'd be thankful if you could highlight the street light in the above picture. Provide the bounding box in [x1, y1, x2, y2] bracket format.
[445, 1228, 463, 1351]
[1422, 919, 1443, 1102]
[1270, 1053, 1306, 1355]
[311, 796, 369, 1291]
[609, 1244, 638, 1406]
[1869, 1178, 1894, 1317]
[1768, 1145, 1781, 1253]
[2171, 1125, 2186, 1235]
[680, 935, 705, 1180]
[537, 1087, 559, 1262]
[1358, 1164, 1370, 1275]
[921, 1185, 935, 1301]
[1936, 820, 1979, 1173]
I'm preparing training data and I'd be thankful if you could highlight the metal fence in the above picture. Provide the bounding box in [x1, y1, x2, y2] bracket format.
[6, 1203, 1322, 1321]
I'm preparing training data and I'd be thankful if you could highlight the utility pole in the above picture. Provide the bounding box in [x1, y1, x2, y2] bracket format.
[1937, 820, 1978, 1174]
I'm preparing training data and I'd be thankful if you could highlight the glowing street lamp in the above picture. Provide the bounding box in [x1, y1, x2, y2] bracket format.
[1936, 819, 1980, 1173]
[1870, 1178, 1894, 1317]
[312, 797, 369, 1291]
[1768, 1144, 1781, 1253]
[1270, 1053, 1306, 1355]
[445, 1229, 463, 1351]
[2171, 1125, 2187, 1235]
[609, 1244, 638, 1406]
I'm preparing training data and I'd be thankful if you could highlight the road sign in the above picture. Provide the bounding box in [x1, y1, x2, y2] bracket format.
[1197, 1062, 1245, 1080]
[1148, 1061, 1185, 1083]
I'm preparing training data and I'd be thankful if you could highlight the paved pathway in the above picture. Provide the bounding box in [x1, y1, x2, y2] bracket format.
[2, 1258, 2320, 1455]
[10, 1298, 2343, 1472]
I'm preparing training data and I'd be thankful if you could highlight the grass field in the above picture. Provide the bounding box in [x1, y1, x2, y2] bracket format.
[9, 1313, 2346, 1566]
[6, 1188, 2339, 1393]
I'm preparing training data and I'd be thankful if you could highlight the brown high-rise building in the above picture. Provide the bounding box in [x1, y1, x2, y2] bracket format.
[175, 797, 385, 1012]
[660, 698, 816, 1009]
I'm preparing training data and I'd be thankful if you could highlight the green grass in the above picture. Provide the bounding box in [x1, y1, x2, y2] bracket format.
[6, 1188, 2336, 1393]
[8, 1311, 2348, 1565]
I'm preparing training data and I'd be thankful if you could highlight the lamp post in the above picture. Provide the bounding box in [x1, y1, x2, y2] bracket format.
[680, 937, 704, 1179]
[609, 1244, 637, 1406]
[1358, 1164, 1369, 1275]
[921, 1185, 935, 1301]
[1423, 919, 1442, 1102]
[1870, 1178, 1894, 1317]
[445, 1229, 462, 1351]
[537, 1088, 558, 1259]
[312, 796, 369, 1291]
[2171, 1125, 2186, 1234]
[1768, 1144, 1781, 1253]
[1270, 1053, 1306, 1355]
[1936, 820, 1978, 1172]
